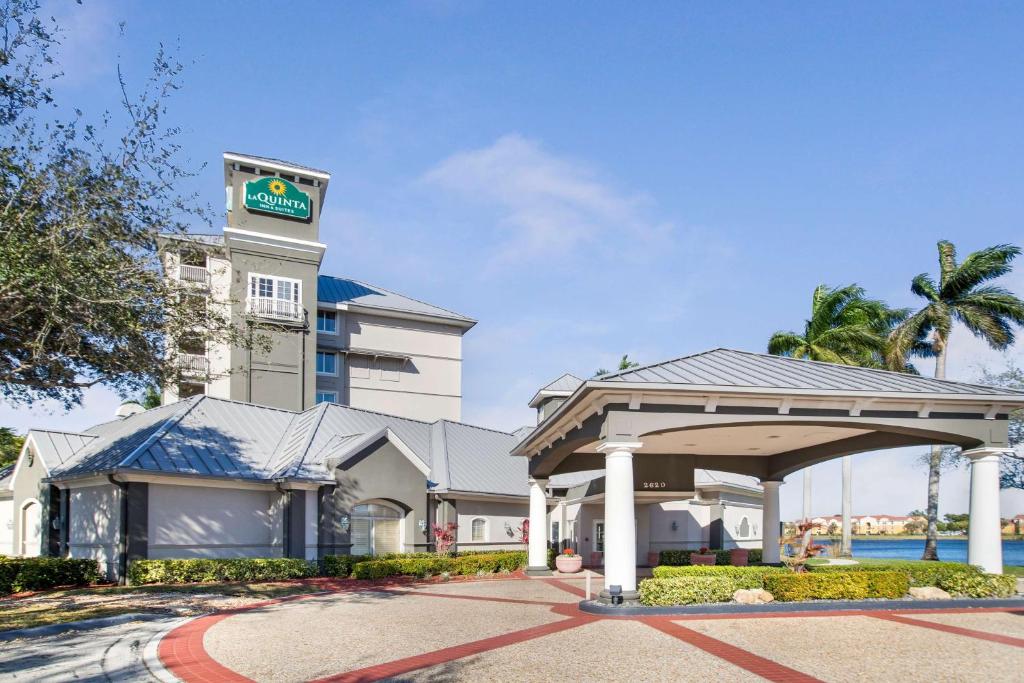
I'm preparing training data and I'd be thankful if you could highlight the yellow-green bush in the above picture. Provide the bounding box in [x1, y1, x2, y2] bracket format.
[351, 551, 528, 580]
[638, 576, 739, 606]
[658, 549, 763, 566]
[764, 571, 909, 601]
[651, 565, 787, 589]
[807, 561, 981, 587]
[936, 572, 1017, 598]
[127, 558, 316, 585]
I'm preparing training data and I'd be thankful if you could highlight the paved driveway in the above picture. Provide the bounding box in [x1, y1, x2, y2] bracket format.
[155, 577, 1024, 682]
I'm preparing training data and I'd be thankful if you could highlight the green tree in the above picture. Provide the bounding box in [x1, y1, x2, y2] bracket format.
[769, 284, 907, 558]
[768, 284, 907, 366]
[888, 241, 1024, 560]
[594, 354, 640, 377]
[0, 426, 24, 468]
[0, 0, 268, 409]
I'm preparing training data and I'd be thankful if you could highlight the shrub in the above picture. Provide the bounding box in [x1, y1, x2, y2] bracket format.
[0, 557, 101, 594]
[127, 558, 316, 585]
[651, 565, 787, 589]
[936, 572, 1017, 598]
[763, 571, 909, 601]
[351, 551, 529, 580]
[658, 548, 763, 566]
[320, 554, 370, 578]
[638, 576, 739, 606]
[807, 561, 981, 587]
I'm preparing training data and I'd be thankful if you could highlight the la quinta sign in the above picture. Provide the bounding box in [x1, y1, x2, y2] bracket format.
[244, 177, 311, 220]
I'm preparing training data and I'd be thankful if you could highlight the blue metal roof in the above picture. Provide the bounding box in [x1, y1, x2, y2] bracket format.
[317, 275, 475, 325]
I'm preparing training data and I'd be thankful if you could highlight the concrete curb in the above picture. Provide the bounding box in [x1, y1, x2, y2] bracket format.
[578, 596, 1024, 616]
[143, 616, 191, 683]
[0, 612, 170, 642]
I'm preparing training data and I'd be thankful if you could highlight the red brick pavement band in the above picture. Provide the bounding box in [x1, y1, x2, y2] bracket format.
[870, 612, 1024, 648]
[159, 612, 254, 683]
[542, 578, 588, 598]
[640, 617, 823, 683]
[312, 616, 599, 683]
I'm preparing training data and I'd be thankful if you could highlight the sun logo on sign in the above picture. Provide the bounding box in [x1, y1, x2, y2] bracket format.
[267, 179, 288, 196]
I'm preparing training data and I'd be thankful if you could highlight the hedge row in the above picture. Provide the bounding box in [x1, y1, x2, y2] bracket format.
[638, 570, 911, 606]
[651, 565, 788, 589]
[934, 571, 1016, 598]
[763, 571, 909, 601]
[127, 551, 534, 585]
[127, 558, 317, 585]
[352, 551, 528, 580]
[658, 549, 763, 566]
[806, 561, 982, 587]
[0, 557, 101, 595]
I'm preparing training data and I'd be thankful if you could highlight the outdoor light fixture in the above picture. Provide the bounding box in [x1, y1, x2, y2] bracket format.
[609, 584, 623, 606]
[417, 519, 427, 532]
[670, 520, 678, 532]
[339, 515, 350, 533]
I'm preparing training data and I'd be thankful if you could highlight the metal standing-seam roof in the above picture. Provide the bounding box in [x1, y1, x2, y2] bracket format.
[317, 275, 476, 325]
[598, 348, 1024, 395]
[528, 373, 584, 408]
[27, 430, 97, 472]
[439, 421, 528, 496]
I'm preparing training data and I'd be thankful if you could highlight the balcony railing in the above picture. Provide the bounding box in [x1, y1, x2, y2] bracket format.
[177, 264, 211, 288]
[247, 297, 303, 323]
[178, 353, 209, 376]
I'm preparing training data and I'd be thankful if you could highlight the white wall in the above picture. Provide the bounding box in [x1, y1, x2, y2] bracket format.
[147, 484, 281, 559]
[648, 499, 710, 554]
[0, 498, 13, 556]
[68, 484, 120, 580]
[454, 499, 529, 551]
[721, 499, 763, 550]
[304, 489, 318, 561]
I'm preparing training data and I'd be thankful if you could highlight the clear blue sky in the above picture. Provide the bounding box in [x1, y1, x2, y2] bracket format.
[5, 1, 1023, 520]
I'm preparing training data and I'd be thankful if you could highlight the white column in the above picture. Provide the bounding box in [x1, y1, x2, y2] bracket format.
[526, 477, 549, 572]
[597, 441, 642, 596]
[802, 467, 812, 520]
[558, 501, 568, 551]
[964, 448, 1005, 574]
[761, 480, 782, 564]
[840, 456, 853, 557]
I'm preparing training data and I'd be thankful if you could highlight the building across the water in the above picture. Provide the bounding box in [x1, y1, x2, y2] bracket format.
[807, 514, 927, 536]
[0, 153, 764, 579]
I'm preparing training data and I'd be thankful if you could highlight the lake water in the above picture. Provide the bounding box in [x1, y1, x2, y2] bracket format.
[816, 538, 1024, 566]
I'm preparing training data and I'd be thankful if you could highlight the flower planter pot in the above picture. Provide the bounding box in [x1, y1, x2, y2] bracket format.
[690, 553, 716, 566]
[555, 555, 583, 573]
[730, 549, 750, 566]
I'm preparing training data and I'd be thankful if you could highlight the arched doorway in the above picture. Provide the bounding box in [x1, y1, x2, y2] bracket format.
[20, 500, 42, 557]
[350, 502, 403, 555]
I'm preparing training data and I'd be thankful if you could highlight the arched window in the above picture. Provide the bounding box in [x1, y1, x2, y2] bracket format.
[738, 516, 751, 538]
[471, 517, 487, 542]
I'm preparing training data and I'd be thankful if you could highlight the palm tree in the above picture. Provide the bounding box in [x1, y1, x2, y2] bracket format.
[887, 241, 1024, 561]
[770, 284, 906, 557]
[594, 354, 640, 378]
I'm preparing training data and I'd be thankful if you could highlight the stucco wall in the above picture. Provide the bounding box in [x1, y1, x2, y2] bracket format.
[648, 499, 711, 554]
[68, 484, 120, 579]
[335, 442, 429, 553]
[147, 484, 281, 559]
[11, 440, 47, 557]
[721, 502, 763, 550]
[0, 497, 13, 556]
[454, 499, 528, 551]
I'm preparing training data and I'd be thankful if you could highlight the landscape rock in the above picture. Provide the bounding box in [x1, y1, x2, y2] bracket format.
[733, 588, 774, 604]
[909, 586, 952, 600]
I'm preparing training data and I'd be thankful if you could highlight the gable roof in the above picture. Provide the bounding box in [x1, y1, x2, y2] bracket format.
[317, 275, 475, 326]
[596, 348, 1024, 396]
[528, 373, 584, 408]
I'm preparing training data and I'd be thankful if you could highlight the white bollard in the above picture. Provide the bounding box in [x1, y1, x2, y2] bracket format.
[585, 570, 591, 600]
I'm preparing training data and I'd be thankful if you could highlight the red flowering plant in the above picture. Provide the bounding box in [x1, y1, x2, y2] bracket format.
[515, 518, 529, 545]
[431, 522, 458, 557]
[698, 546, 710, 554]
[561, 547, 580, 558]
[781, 520, 824, 572]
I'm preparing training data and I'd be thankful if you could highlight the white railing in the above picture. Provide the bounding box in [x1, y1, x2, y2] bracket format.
[177, 264, 211, 287]
[247, 297, 303, 322]
[178, 353, 209, 376]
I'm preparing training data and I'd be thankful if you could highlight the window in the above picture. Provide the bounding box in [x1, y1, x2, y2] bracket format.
[471, 518, 486, 542]
[316, 310, 337, 334]
[316, 351, 337, 375]
[177, 382, 205, 399]
[594, 521, 605, 553]
[315, 391, 337, 405]
[350, 502, 403, 555]
[380, 357, 402, 382]
[247, 273, 301, 321]
[551, 521, 560, 547]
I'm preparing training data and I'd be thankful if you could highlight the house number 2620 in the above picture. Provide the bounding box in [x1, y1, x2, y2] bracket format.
[642, 481, 667, 489]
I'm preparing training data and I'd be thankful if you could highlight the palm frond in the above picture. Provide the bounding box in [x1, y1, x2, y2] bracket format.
[767, 331, 806, 357]
[910, 273, 939, 301]
[940, 244, 1021, 300]
[953, 286, 1024, 325]
[953, 304, 1016, 349]
[886, 307, 935, 370]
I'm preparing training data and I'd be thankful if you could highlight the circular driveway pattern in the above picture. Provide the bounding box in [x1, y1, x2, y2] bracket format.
[158, 578, 1024, 683]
